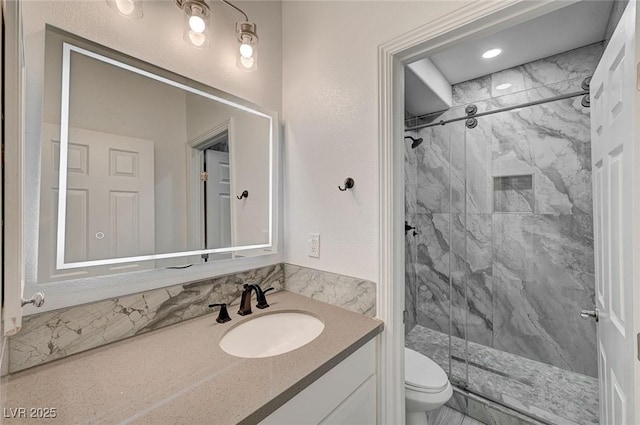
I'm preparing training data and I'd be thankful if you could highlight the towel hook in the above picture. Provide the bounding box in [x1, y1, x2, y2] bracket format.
[237, 190, 249, 200]
[22, 292, 45, 308]
[338, 177, 355, 191]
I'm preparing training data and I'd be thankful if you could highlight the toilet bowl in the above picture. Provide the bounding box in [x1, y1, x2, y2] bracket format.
[404, 347, 453, 425]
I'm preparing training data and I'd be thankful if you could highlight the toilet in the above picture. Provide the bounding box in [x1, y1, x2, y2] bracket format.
[404, 347, 453, 425]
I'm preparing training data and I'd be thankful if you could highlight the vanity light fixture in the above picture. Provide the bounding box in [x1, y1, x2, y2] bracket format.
[482, 48, 502, 59]
[108, 0, 259, 66]
[176, 0, 211, 48]
[495, 83, 512, 90]
[106, 0, 143, 19]
[237, 21, 259, 71]
[216, 0, 259, 71]
[178, 0, 259, 69]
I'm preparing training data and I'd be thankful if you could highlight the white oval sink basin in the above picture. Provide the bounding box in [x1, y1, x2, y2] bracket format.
[219, 312, 324, 358]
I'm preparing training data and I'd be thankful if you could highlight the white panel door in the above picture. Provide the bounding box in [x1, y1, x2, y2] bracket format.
[590, 2, 640, 424]
[39, 125, 155, 281]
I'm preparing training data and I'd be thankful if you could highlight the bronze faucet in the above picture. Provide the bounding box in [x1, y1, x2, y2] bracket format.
[237, 284, 275, 316]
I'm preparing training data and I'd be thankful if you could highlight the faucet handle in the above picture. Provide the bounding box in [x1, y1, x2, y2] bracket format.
[256, 287, 275, 309]
[237, 284, 255, 316]
[208, 303, 232, 323]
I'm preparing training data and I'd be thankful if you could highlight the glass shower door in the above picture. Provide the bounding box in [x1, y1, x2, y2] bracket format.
[404, 113, 470, 391]
[445, 119, 471, 391]
[460, 89, 599, 425]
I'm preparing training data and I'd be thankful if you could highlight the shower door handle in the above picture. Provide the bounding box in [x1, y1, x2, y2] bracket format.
[580, 308, 599, 322]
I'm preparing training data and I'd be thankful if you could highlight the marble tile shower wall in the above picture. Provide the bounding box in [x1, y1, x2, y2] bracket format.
[405, 43, 603, 377]
[8, 264, 284, 373]
[405, 137, 418, 333]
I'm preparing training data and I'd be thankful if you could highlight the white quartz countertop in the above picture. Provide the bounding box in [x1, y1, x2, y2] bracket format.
[4, 291, 383, 424]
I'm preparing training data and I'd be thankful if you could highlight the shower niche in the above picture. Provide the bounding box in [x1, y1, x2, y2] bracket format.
[492, 174, 533, 213]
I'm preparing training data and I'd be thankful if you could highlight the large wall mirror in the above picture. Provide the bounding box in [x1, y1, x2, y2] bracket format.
[37, 26, 276, 283]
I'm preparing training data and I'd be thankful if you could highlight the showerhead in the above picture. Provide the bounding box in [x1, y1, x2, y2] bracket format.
[404, 136, 423, 149]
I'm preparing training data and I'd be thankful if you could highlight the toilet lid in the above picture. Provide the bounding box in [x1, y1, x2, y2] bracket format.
[404, 347, 449, 392]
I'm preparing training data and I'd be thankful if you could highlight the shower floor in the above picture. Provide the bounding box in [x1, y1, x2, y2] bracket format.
[406, 325, 598, 425]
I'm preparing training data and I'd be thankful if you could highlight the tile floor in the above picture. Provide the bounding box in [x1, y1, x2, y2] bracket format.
[427, 405, 486, 425]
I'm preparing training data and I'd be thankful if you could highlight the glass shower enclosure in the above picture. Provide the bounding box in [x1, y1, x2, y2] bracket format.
[404, 65, 600, 425]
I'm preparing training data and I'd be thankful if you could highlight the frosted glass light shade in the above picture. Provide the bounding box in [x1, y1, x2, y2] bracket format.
[106, 0, 143, 19]
[236, 23, 258, 72]
[183, 7, 210, 48]
[237, 49, 258, 71]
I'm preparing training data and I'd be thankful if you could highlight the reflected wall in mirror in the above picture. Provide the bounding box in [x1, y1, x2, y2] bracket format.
[38, 27, 275, 282]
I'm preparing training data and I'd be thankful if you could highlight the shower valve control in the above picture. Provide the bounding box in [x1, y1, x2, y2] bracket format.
[580, 308, 599, 322]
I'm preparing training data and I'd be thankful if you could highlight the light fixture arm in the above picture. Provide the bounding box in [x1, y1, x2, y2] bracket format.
[219, 0, 248, 21]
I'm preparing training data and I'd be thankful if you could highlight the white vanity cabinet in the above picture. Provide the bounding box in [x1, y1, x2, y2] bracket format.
[259, 339, 377, 425]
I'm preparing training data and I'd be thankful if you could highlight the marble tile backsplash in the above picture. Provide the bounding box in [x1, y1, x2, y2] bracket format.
[8, 263, 376, 373]
[284, 264, 376, 317]
[8, 264, 284, 373]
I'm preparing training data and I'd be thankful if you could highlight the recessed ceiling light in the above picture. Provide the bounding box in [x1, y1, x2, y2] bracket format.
[496, 83, 512, 90]
[482, 48, 502, 59]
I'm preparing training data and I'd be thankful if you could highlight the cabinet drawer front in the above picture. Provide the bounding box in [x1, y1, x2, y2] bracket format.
[260, 339, 376, 425]
[319, 375, 376, 425]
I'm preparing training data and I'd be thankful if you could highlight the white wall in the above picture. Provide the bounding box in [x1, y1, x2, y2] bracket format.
[405, 58, 453, 116]
[282, 1, 470, 282]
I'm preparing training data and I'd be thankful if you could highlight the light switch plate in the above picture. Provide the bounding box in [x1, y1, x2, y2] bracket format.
[308, 233, 320, 258]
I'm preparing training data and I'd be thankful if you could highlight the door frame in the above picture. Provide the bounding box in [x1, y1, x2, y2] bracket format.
[3, 0, 25, 336]
[186, 118, 236, 256]
[376, 1, 584, 423]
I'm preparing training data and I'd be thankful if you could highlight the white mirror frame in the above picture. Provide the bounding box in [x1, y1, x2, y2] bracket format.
[56, 42, 274, 270]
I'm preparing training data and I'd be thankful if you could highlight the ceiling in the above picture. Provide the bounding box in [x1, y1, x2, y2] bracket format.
[406, 0, 615, 115]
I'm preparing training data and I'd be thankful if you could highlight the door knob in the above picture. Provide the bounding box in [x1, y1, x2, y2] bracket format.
[580, 308, 599, 322]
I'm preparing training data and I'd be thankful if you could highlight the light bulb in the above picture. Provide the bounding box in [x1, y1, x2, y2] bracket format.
[240, 43, 253, 58]
[189, 15, 206, 34]
[115, 0, 135, 15]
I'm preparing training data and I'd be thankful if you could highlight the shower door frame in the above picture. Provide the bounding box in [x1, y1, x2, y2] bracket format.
[376, 1, 591, 424]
